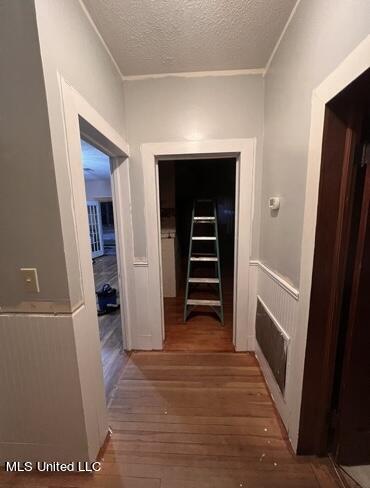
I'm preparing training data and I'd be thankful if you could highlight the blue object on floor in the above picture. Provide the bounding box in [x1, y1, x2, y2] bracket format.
[96, 283, 117, 312]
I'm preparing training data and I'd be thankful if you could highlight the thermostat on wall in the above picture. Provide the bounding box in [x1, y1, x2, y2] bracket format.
[269, 197, 280, 211]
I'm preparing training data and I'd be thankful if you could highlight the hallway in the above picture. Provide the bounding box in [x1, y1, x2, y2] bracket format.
[3, 352, 341, 487]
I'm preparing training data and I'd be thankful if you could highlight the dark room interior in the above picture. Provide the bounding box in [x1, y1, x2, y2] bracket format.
[158, 158, 236, 351]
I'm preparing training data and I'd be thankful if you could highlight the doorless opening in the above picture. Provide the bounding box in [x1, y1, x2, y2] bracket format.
[158, 158, 236, 351]
[80, 138, 128, 401]
[59, 77, 135, 456]
[142, 139, 256, 351]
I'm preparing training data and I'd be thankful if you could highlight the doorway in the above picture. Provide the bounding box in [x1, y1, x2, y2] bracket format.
[299, 69, 370, 475]
[158, 158, 236, 351]
[142, 139, 255, 351]
[81, 139, 128, 401]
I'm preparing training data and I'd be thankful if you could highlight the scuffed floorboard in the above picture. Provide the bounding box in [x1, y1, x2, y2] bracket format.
[0, 352, 343, 487]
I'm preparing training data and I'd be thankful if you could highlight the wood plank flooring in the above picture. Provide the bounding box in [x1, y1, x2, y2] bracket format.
[99, 311, 130, 401]
[1, 352, 341, 487]
[164, 267, 234, 351]
[93, 254, 119, 291]
[93, 255, 129, 401]
[164, 295, 234, 351]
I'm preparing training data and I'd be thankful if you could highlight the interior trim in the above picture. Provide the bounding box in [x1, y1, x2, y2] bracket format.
[291, 35, 370, 451]
[142, 139, 256, 351]
[123, 68, 264, 81]
[249, 260, 299, 300]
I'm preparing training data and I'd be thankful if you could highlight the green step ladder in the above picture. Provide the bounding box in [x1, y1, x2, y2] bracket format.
[184, 199, 224, 324]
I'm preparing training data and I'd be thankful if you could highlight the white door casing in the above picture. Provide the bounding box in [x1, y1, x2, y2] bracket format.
[59, 74, 136, 350]
[141, 139, 256, 351]
[289, 35, 370, 450]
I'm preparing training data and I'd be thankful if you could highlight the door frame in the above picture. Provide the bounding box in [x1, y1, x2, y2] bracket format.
[59, 75, 136, 351]
[292, 36, 370, 452]
[142, 139, 256, 351]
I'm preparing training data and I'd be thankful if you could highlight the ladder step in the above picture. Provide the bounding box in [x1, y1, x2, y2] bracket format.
[189, 277, 219, 283]
[187, 299, 221, 306]
[191, 256, 218, 261]
[184, 198, 223, 324]
[192, 236, 216, 240]
[192, 252, 216, 256]
[193, 216, 215, 221]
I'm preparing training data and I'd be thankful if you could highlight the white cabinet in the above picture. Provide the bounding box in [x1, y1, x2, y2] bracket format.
[161, 235, 179, 297]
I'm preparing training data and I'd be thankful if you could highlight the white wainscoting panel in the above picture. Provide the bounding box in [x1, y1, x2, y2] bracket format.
[257, 263, 298, 339]
[0, 313, 89, 462]
[133, 260, 154, 349]
[251, 260, 299, 435]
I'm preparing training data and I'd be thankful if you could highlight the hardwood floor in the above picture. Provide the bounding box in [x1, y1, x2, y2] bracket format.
[98, 311, 130, 402]
[93, 254, 128, 401]
[164, 264, 234, 352]
[0, 352, 341, 487]
[93, 254, 119, 291]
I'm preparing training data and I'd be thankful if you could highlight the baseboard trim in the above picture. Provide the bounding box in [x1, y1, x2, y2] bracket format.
[96, 428, 111, 461]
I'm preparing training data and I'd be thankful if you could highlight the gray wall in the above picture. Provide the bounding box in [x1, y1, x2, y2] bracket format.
[35, 0, 125, 136]
[34, 0, 126, 307]
[261, 0, 370, 288]
[0, 0, 68, 311]
[0, 0, 125, 463]
[85, 178, 112, 200]
[123, 74, 264, 259]
[0, 0, 87, 463]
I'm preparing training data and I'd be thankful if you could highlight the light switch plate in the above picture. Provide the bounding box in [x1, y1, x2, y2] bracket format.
[20, 268, 40, 293]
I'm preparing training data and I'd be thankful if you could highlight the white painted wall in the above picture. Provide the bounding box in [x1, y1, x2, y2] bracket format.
[261, 0, 370, 288]
[32, 0, 128, 460]
[4, 0, 369, 463]
[34, 0, 126, 307]
[123, 74, 264, 259]
[0, 0, 90, 463]
[32, 0, 127, 461]
[85, 178, 112, 201]
[0, 0, 69, 313]
[0, 0, 127, 464]
[258, 0, 370, 451]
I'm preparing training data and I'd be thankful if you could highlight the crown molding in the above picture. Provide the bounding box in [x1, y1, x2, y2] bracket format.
[122, 68, 265, 81]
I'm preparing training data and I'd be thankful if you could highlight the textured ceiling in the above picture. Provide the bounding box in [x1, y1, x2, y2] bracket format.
[81, 140, 111, 180]
[82, 0, 297, 76]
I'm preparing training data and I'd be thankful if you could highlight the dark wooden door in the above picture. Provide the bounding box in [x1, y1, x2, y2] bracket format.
[334, 160, 370, 465]
[298, 69, 370, 460]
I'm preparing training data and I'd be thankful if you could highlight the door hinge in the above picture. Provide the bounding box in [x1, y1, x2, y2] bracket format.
[360, 141, 370, 167]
